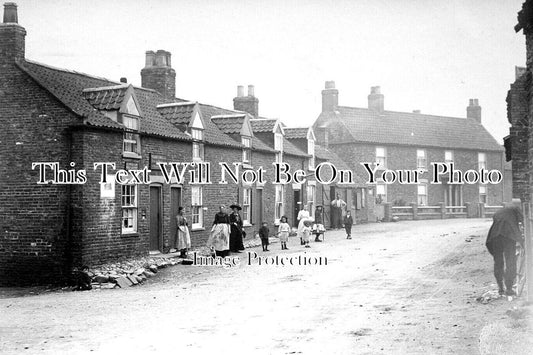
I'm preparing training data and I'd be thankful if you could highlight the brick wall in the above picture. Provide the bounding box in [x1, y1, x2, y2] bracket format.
[0, 62, 77, 285]
[330, 142, 505, 207]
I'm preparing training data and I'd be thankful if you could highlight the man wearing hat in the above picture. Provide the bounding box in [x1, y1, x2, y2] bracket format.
[229, 204, 245, 253]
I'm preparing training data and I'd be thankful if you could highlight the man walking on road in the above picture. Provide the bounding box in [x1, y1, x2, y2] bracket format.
[485, 202, 524, 296]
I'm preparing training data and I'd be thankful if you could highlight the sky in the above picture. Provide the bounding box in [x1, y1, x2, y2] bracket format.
[13, 0, 526, 143]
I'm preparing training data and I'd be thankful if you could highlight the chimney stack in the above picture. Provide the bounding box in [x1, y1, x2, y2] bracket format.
[140, 49, 176, 100]
[368, 86, 384, 113]
[0, 2, 26, 64]
[321, 80, 338, 112]
[466, 98, 481, 123]
[233, 84, 259, 118]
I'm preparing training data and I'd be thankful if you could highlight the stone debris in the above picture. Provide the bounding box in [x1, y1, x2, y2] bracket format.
[476, 289, 502, 304]
[84, 254, 184, 290]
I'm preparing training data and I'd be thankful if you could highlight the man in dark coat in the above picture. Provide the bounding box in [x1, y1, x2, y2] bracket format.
[485, 204, 524, 296]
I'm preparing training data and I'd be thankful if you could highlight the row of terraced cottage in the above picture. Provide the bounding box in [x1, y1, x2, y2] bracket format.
[0, 3, 508, 285]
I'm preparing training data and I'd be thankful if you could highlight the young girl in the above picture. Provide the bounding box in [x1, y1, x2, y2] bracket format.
[277, 216, 291, 250]
[302, 220, 312, 248]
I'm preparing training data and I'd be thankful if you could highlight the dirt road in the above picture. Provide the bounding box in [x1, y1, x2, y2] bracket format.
[1, 219, 531, 354]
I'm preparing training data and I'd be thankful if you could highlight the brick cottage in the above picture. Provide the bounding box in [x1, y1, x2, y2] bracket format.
[0, 3, 370, 285]
[314, 81, 507, 219]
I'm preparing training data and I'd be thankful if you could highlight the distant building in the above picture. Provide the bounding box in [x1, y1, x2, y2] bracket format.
[313, 81, 506, 211]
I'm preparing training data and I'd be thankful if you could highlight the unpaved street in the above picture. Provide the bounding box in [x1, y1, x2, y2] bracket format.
[1, 219, 531, 354]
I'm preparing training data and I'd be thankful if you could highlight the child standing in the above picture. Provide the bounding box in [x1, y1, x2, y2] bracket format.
[344, 211, 354, 239]
[302, 220, 312, 248]
[278, 216, 291, 250]
[259, 222, 270, 252]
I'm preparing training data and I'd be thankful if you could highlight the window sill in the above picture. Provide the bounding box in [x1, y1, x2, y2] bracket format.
[191, 227, 205, 232]
[121, 232, 139, 237]
[243, 223, 252, 227]
[123, 152, 141, 160]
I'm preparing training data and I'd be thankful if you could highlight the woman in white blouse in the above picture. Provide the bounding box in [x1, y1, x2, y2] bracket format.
[297, 205, 311, 245]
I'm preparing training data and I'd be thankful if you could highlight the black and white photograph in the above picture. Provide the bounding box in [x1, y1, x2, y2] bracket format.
[1, 0, 533, 354]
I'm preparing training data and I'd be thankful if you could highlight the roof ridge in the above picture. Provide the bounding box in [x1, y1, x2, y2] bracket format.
[23, 59, 159, 94]
[337, 105, 474, 122]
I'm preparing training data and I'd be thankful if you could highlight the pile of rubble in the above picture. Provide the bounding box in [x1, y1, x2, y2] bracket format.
[86, 256, 181, 289]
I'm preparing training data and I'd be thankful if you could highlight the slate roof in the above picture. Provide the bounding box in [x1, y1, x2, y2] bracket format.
[284, 127, 308, 139]
[250, 118, 278, 133]
[16, 60, 191, 140]
[316, 106, 503, 152]
[83, 85, 127, 111]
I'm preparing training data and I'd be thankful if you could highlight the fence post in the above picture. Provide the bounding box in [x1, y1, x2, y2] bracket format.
[411, 203, 418, 220]
[439, 202, 446, 219]
[384, 202, 392, 222]
[479, 203, 485, 218]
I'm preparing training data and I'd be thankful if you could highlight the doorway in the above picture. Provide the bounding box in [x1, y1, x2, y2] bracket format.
[256, 189, 263, 225]
[293, 190, 301, 226]
[170, 187, 182, 244]
[150, 186, 162, 251]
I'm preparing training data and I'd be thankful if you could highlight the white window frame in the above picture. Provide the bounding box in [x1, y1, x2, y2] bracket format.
[242, 187, 252, 225]
[478, 152, 487, 170]
[275, 151, 282, 164]
[192, 128, 204, 162]
[242, 136, 251, 163]
[307, 185, 315, 217]
[376, 183, 387, 203]
[122, 115, 140, 157]
[417, 184, 428, 206]
[191, 186, 204, 229]
[416, 149, 427, 170]
[121, 184, 137, 233]
[274, 133, 283, 152]
[275, 184, 284, 223]
[376, 147, 386, 169]
[445, 150, 454, 164]
[308, 139, 315, 170]
[479, 185, 487, 204]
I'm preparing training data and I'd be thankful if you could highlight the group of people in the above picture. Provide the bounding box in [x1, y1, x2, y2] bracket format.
[255, 203, 355, 252]
[206, 204, 247, 257]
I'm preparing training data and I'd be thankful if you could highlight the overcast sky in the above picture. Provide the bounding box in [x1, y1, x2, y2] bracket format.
[15, 0, 525, 143]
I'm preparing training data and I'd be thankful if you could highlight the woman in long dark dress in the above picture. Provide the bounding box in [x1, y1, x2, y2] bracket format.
[208, 205, 231, 257]
[229, 204, 245, 252]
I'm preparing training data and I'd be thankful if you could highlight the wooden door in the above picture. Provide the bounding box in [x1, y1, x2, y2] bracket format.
[150, 186, 162, 251]
[170, 187, 182, 244]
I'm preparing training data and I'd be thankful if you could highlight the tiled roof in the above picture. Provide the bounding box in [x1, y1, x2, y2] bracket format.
[16, 60, 191, 140]
[283, 138, 309, 158]
[314, 144, 366, 186]
[83, 85, 127, 111]
[284, 127, 308, 139]
[157, 102, 196, 126]
[251, 136, 275, 153]
[250, 118, 277, 133]
[197, 104, 246, 148]
[315, 106, 503, 152]
[211, 114, 246, 134]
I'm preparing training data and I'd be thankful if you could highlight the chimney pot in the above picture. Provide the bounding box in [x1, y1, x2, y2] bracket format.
[237, 85, 244, 97]
[466, 98, 481, 123]
[144, 51, 155, 67]
[155, 49, 168, 67]
[248, 85, 255, 97]
[368, 86, 384, 113]
[3, 2, 18, 23]
[325, 80, 336, 89]
[120, 77, 127, 83]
